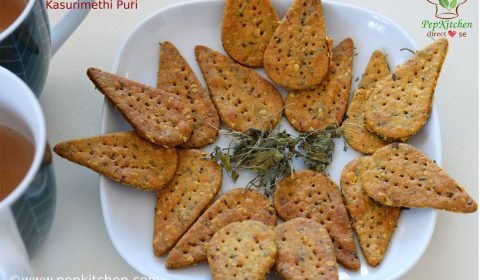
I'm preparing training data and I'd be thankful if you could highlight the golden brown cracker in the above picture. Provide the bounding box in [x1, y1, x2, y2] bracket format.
[273, 170, 360, 270]
[166, 188, 277, 268]
[343, 50, 392, 154]
[343, 90, 391, 154]
[264, 0, 331, 90]
[53, 132, 177, 191]
[340, 157, 400, 266]
[284, 38, 354, 132]
[195, 45, 283, 132]
[221, 0, 279, 67]
[364, 39, 449, 141]
[87, 67, 193, 147]
[275, 218, 339, 280]
[358, 50, 391, 91]
[360, 143, 477, 213]
[207, 220, 277, 280]
[153, 149, 222, 256]
[157, 42, 220, 148]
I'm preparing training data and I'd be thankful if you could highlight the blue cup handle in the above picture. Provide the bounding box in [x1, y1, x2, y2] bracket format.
[47, 0, 95, 55]
[0, 209, 33, 278]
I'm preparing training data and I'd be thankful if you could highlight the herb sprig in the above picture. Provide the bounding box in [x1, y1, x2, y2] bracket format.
[211, 127, 342, 196]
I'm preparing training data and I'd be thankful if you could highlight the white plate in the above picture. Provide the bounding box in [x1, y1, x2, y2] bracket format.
[100, 1, 441, 279]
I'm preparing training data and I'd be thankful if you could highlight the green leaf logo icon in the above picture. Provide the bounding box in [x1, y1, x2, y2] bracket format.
[439, 0, 450, 10]
[450, 0, 457, 9]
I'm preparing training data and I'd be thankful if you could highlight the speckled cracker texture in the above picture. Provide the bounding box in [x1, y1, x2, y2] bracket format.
[360, 143, 478, 213]
[87, 67, 193, 147]
[284, 38, 354, 132]
[166, 188, 277, 268]
[195, 45, 283, 131]
[53, 132, 177, 191]
[222, 0, 279, 67]
[273, 170, 360, 270]
[153, 149, 222, 256]
[207, 220, 277, 280]
[340, 157, 400, 266]
[275, 218, 339, 280]
[264, 0, 331, 90]
[343, 50, 392, 154]
[364, 39, 448, 141]
[157, 41, 220, 148]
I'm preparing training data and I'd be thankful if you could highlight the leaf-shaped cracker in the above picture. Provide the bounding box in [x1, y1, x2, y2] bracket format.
[53, 132, 177, 191]
[207, 221, 277, 280]
[221, 0, 280, 67]
[273, 170, 360, 270]
[358, 50, 392, 91]
[166, 188, 277, 268]
[361, 143, 477, 213]
[343, 50, 392, 154]
[87, 67, 193, 147]
[264, 0, 331, 90]
[364, 39, 448, 141]
[157, 42, 220, 148]
[340, 157, 400, 266]
[275, 218, 339, 280]
[153, 149, 222, 256]
[284, 38, 354, 132]
[195, 45, 283, 132]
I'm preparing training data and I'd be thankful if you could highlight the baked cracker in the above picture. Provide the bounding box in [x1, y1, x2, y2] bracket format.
[273, 170, 360, 270]
[53, 132, 177, 191]
[166, 188, 277, 268]
[153, 149, 222, 256]
[343, 50, 392, 154]
[264, 0, 331, 90]
[157, 42, 220, 148]
[195, 45, 283, 132]
[340, 157, 400, 266]
[284, 38, 354, 132]
[364, 39, 449, 141]
[275, 218, 339, 280]
[87, 67, 193, 147]
[207, 220, 277, 280]
[358, 50, 392, 90]
[360, 143, 478, 213]
[221, 0, 280, 67]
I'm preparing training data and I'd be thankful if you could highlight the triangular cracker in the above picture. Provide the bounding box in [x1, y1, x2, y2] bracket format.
[53, 132, 177, 191]
[358, 50, 392, 91]
[364, 39, 449, 141]
[340, 157, 400, 266]
[343, 50, 392, 154]
[195, 45, 283, 132]
[284, 38, 354, 132]
[264, 0, 331, 90]
[166, 188, 276, 268]
[87, 67, 193, 147]
[153, 149, 222, 256]
[360, 143, 477, 213]
[221, 0, 280, 67]
[157, 41, 220, 148]
[273, 170, 360, 270]
[207, 221, 277, 280]
[275, 218, 339, 280]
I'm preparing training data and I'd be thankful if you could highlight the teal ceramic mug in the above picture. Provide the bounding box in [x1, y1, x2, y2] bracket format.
[0, 0, 93, 96]
[0, 66, 54, 276]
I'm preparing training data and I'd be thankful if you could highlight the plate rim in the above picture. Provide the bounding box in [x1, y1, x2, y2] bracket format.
[99, 0, 441, 279]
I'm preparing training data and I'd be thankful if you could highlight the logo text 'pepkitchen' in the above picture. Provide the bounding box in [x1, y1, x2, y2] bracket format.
[421, 19, 472, 31]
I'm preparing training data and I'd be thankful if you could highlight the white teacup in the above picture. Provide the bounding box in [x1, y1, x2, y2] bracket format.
[0, 66, 53, 277]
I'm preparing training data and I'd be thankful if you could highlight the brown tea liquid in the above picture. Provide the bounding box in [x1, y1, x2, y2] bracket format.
[0, 125, 34, 201]
[0, 0, 27, 32]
